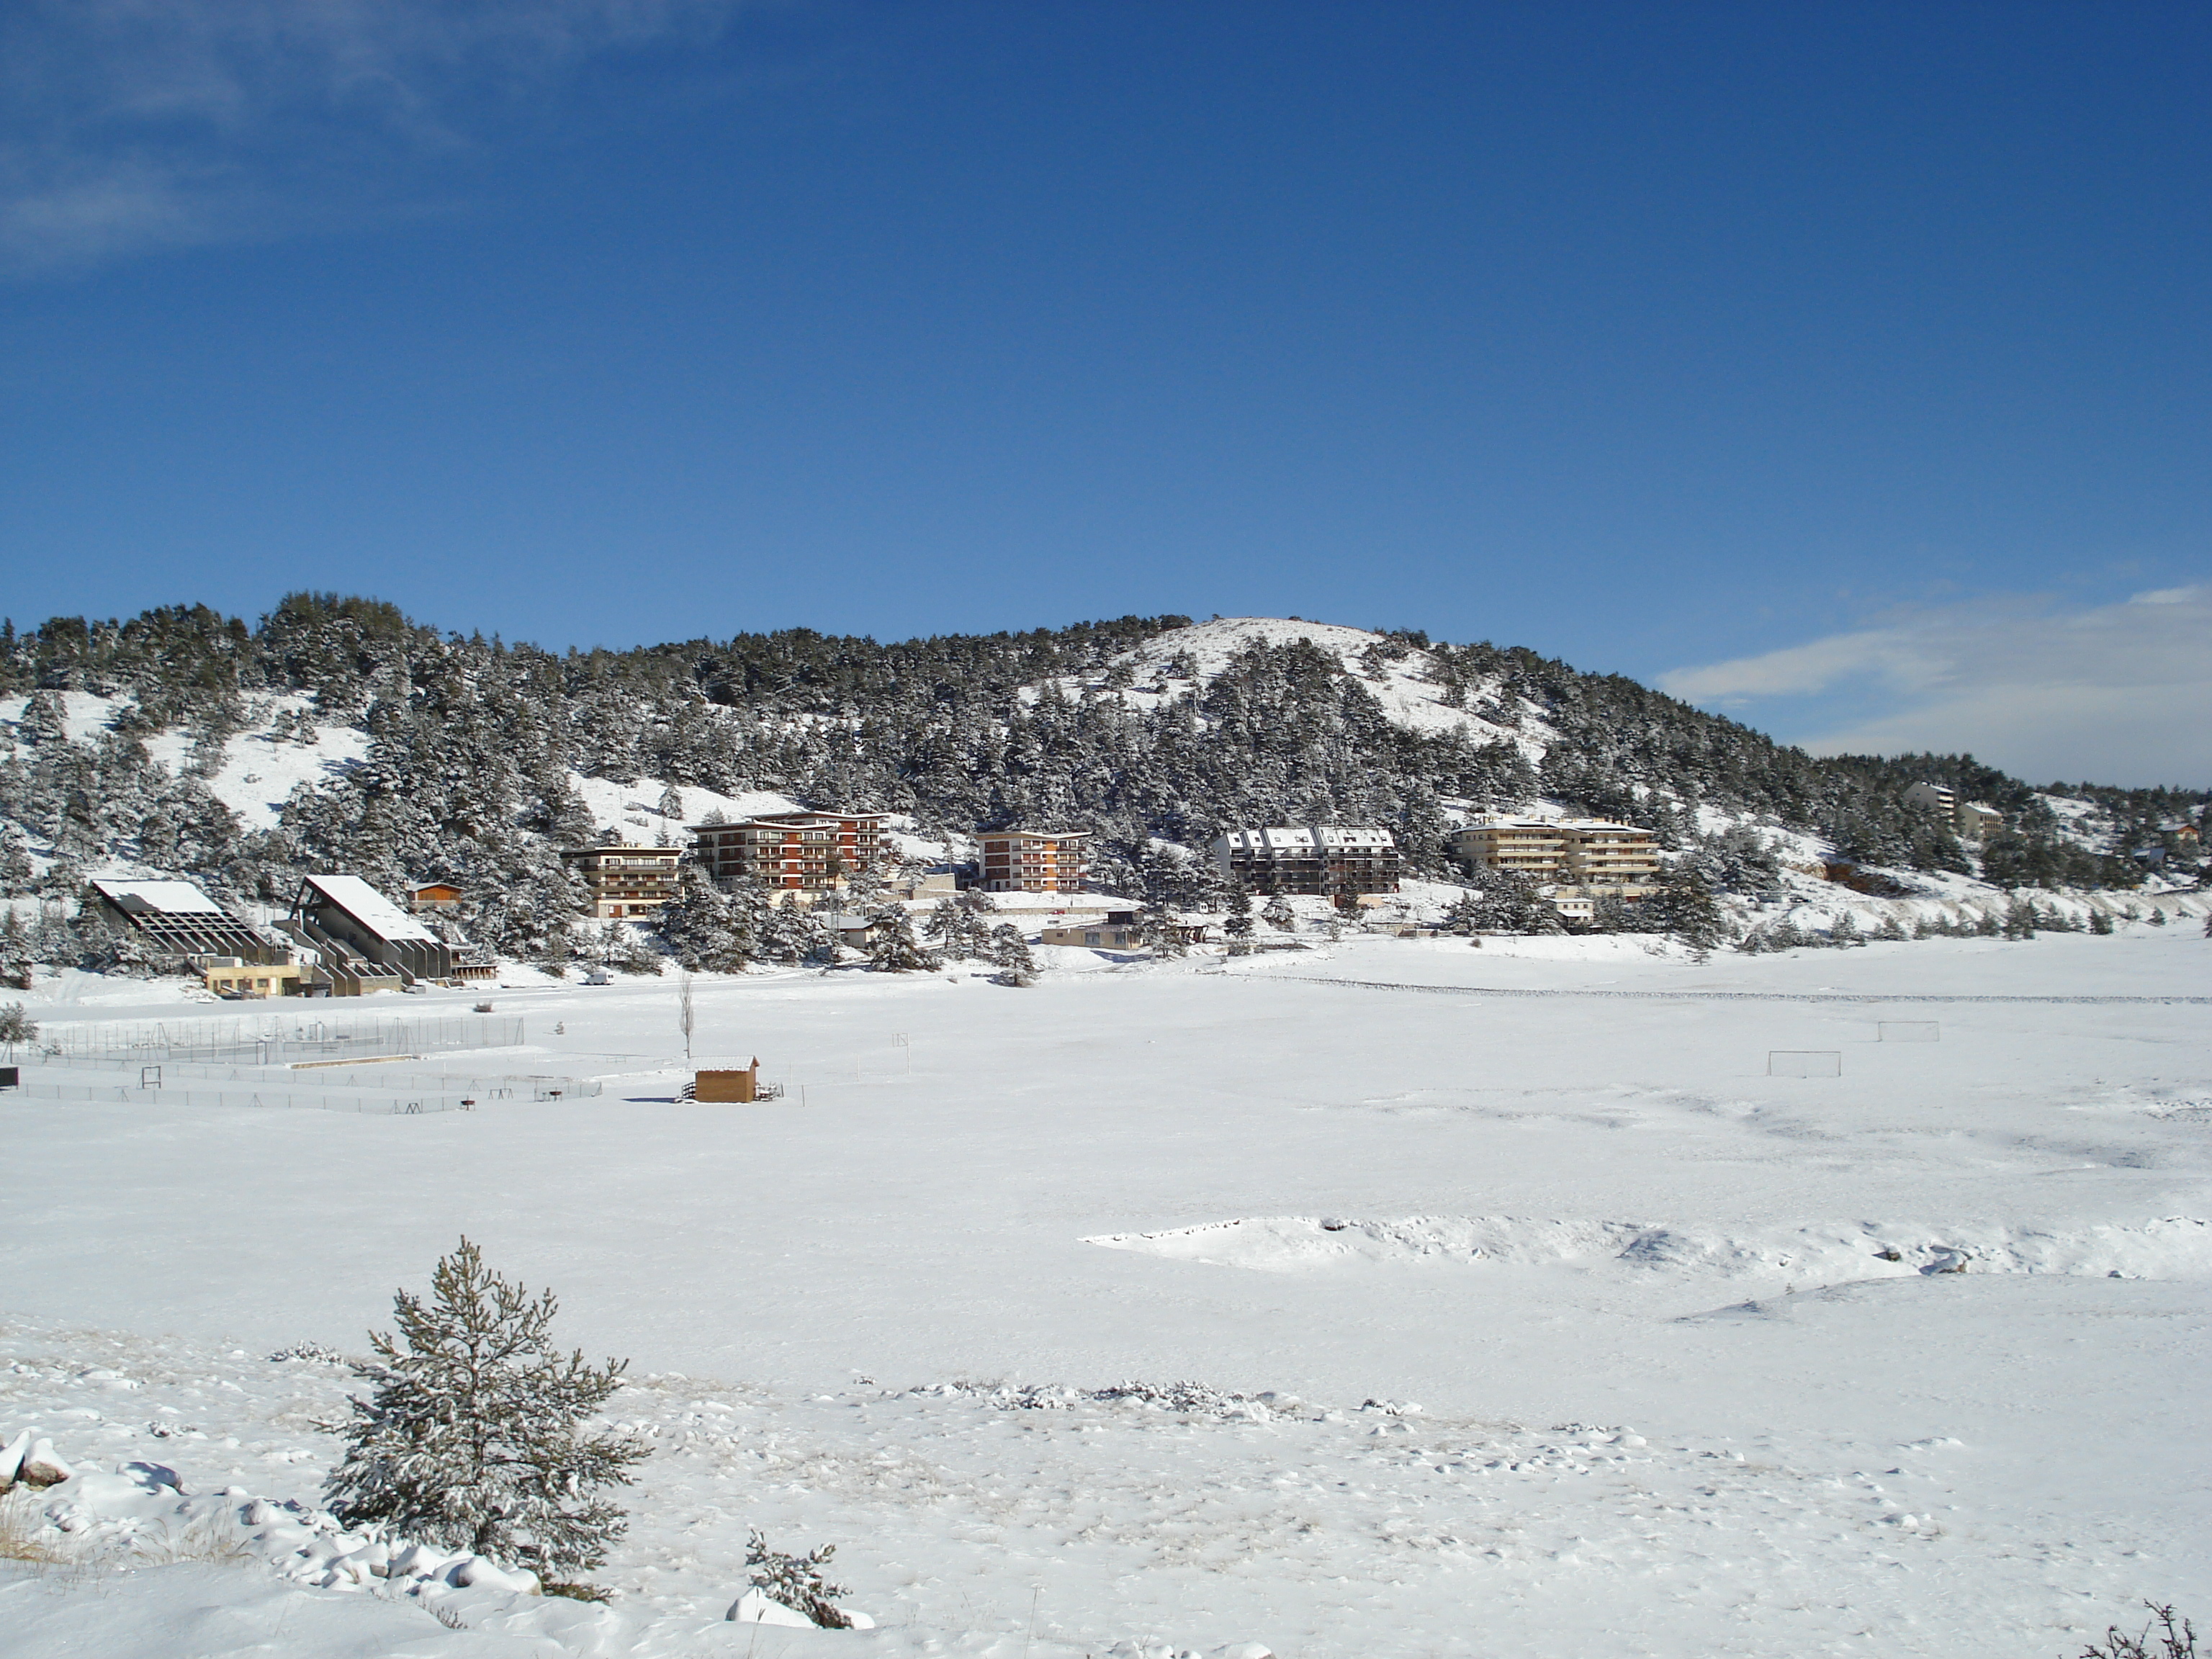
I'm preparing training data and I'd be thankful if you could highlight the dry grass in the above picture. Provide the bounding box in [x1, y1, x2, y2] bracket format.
[0, 1493, 71, 1565]
[127, 1510, 255, 1568]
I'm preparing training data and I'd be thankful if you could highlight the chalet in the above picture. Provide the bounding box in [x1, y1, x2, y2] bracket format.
[406, 882, 465, 914]
[560, 842, 682, 918]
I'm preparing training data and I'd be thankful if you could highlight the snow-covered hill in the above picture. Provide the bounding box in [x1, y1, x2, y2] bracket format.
[1036, 616, 1546, 755]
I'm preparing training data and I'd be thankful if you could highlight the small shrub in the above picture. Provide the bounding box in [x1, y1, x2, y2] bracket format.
[542, 1580, 613, 1602]
[746, 1529, 851, 1628]
[2081, 1604, 2198, 1659]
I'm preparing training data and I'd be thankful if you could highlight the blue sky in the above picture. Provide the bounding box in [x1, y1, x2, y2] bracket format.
[2, 1, 2208, 783]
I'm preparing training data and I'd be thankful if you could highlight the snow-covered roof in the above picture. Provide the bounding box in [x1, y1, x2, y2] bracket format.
[1455, 817, 1650, 835]
[300, 873, 436, 943]
[87, 878, 228, 916]
[1215, 826, 1397, 852]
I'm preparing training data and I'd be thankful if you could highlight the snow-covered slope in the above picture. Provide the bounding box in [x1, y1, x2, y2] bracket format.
[1038, 616, 1544, 755]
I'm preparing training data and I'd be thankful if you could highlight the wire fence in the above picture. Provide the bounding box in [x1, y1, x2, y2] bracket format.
[25, 1015, 527, 1066]
[19, 1052, 601, 1099]
[5, 1079, 475, 1115]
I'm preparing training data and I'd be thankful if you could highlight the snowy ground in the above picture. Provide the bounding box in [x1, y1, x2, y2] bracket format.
[4, 925, 2209, 1658]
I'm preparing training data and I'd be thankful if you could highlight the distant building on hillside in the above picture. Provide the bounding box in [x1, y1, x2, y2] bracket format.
[1212, 826, 1401, 896]
[979, 830, 1089, 894]
[406, 881, 465, 914]
[1450, 817, 1660, 889]
[560, 842, 682, 919]
[84, 878, 285, 963]
[1904, 782, 2002, 841]
[690, 811, 887, 896]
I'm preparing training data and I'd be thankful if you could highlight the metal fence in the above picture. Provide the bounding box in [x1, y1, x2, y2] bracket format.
[6, 1079, 475, 1115]
[19, 1052, 601, 1100]
[27, 1015, 527, 1066]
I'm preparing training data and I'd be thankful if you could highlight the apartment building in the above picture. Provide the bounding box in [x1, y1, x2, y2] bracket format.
[689, 811, 887, 895]
[1903, 781, 2002, 842]
[1212, 826, 1401, 896]
[560, 842, 683, 918]
[979, 830, 1089, 894]
[1451, 817, 1660, 886]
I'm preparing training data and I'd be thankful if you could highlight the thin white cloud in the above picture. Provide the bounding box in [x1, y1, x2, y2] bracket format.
[0, 0, 749, 274]
[1658, 586, 2212, 786]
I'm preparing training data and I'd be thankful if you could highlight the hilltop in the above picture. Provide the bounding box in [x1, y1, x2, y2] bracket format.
[0, 599, 2202, 969]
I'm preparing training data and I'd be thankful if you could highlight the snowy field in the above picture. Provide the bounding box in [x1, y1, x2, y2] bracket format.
[3, 925, 2209, 1658]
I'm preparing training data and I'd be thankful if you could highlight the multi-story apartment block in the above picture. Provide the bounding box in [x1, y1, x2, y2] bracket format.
[560, 842, 683, 919]
[1212, 826, 1401, 896]
[1451, 817, 1660, 886]
[1903, 781, 2002, 842]
[979, 830, 1089, 893]
[689, 812, 887, 895]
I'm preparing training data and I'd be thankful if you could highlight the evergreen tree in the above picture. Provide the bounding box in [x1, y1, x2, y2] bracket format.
[0, 909, 31, 989]
[987, 922, 1037, 986]
[866, 907, 942, 973]
[2091, 909, 2116, 935]
[1260, 894, 1295, 931]
[1222, 881, 1254, 953]
[323, 1238, 646, 1580]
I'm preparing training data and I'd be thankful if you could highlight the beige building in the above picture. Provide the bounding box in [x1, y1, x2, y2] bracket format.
[1903, 781, 2002, 842]
[561, 843, 683, 918]
[979, 830, 1089, 894]
[1451, 817, 1660, 887]
[204, 958, 305, 997]
[690, 811, 887, 895]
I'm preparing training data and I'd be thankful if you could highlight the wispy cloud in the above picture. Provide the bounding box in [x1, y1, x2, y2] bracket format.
[0, 0, 748, 274]
[1658, 585, 2212, 787]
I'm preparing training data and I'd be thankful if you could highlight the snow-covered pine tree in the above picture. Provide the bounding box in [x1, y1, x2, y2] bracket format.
[1260, 894, 1295, 932]
[0, 910, 31, 989]
[0, 1001, 36, 1047]
[866, 907, 943, 973]
[746, 1529, 851, 1628]
[323, 1238, 646, 1581]
[1222, 881, 1254, 953]
[986, 922, 1036, 986]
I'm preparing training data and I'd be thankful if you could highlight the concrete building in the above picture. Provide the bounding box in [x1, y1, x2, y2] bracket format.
[1213, 826, 1401, 896]
[284, 875, 462, 994]
[1904, 781, 2003, 842]
[84, 878, 287, 963]
[1039, 909, 1141, 948]
[1450, 817, 1660, 887]
[560, 842, 683, 918]
[204, 958, 306, 998]
[691, 811, 887, 896]
[979, 830, 1089, 894]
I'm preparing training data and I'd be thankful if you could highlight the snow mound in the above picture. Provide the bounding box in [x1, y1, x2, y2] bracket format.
[1086, 1214, 2212, 1282]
